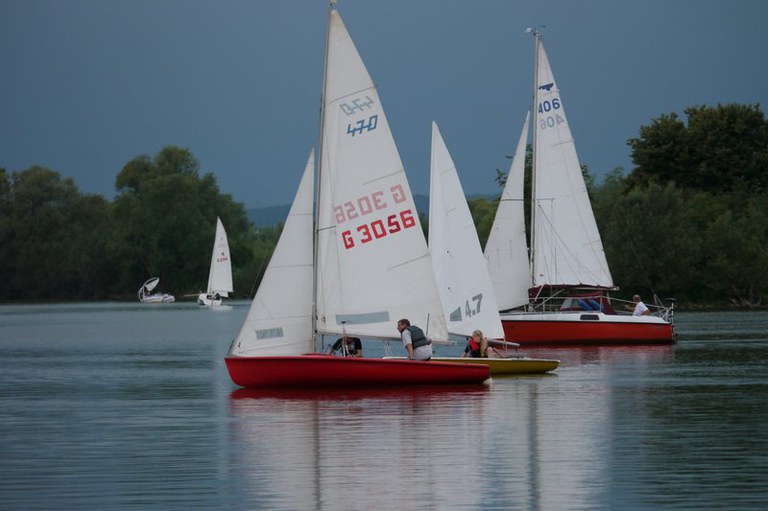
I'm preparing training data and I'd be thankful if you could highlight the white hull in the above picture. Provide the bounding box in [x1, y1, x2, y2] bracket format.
[137, 277, 174, 303]
[140, 293, 175, 304]
[500, 311, 669, 325]
[198, 293, 223, 307]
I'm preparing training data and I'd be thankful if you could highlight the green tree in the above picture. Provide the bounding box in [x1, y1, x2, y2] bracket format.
[238, 223, 283, 298]
[3, 166, 114, 300]
[111, 146, 254, 297]
[0, 168, 13, 295]
[467, 196, 497, 248]
[702, 195, 768, 307]
[628, 103, 768, 193]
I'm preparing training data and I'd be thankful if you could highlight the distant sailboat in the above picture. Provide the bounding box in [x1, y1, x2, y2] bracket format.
[224, 7, 490, 387]
[484, 30, 674, 346]
[198, 217, 233, 307]
[138, 277, 175, 304]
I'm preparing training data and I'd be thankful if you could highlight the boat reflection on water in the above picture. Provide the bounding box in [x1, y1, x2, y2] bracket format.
[230, 384, 489, 402]
[223, 346, 680, 510]
[533, 343, 675, 368]
[227, 385, 502, 510]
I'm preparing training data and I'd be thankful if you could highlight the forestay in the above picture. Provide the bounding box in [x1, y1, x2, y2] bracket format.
[532, 34, 613, 289]
[315, 11, 448, 341]
[429, 122, 504, 339]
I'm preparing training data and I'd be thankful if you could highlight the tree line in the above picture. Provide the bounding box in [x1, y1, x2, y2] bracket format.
[0, 146, 280, 301]
[471, 103, 768, 308]
[2, 103, 766, 307]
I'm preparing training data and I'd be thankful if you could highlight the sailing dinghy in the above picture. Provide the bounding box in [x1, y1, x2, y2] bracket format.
[198, 217, 233, 306]
[225, 7, 489, 388]
[484, 30, 674, 346]
[425, 122, 558, 374]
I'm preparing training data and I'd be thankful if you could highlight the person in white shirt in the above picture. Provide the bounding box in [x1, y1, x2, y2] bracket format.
[396, 318, 432, 361]
[630, 294, 650, 316]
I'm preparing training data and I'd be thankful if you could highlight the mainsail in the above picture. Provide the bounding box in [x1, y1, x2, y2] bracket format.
[315, 11, 448, 340]
[531, 32, 613, 289]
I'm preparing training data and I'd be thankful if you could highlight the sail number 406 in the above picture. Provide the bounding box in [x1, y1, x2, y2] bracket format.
[538, 98, 565, 130]
[341, 209, 416, 249]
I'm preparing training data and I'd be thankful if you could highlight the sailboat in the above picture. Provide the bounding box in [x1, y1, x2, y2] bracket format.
[137, 277, 175, 304]
[426, 122, 558, 374]
[198, 217, 233, 306]
[484, 30, 674, 346]
[224, 7, 490, 388]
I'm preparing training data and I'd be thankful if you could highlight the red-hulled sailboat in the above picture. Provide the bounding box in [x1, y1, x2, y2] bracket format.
[484, 30, 674, 347]
[224, 6, 489, 387]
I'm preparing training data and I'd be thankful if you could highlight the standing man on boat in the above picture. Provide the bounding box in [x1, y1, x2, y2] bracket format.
[397, 319, 432, 361]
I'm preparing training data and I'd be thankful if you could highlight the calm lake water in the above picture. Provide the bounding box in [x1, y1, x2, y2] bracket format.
[1, 303, 767, 510]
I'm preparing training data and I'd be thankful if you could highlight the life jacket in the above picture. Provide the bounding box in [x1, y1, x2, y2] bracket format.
[407, 325, 430, 349]
[467, 337, 484, 358]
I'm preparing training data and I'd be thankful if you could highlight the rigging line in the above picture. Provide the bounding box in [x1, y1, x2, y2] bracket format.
[534, 203, 608, 284]
[616, 210, 662, 304]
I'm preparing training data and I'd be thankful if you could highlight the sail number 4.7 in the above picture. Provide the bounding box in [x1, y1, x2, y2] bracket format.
[538, 98, 565, 130]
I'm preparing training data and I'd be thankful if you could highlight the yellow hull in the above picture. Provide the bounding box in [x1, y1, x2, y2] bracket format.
[431, 357, 559, 375]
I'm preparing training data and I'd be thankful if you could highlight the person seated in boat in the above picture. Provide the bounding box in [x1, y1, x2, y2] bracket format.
[578, 298, 602, 311]
[628, 294, 651, 316]
[327, 335, 362, 357]
[396, 319, 432, 361]
[462, 330, 490, 358]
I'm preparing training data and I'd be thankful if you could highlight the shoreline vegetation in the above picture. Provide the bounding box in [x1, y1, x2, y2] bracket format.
[1, 296, 763, 313]
[2, 104, 767, 308]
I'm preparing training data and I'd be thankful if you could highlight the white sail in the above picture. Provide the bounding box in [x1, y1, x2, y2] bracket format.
[429, 122, 504, 339]
[143, 277, 159, 293]
[315, 10, 448, 341]
[206, 217, 233, 297]
[485, 111, 532, 309]
[229, 151, 315, 356]
[531, 34, 613, 289]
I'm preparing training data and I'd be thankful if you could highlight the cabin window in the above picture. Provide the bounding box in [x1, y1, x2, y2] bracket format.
[579, 314, 600, 321]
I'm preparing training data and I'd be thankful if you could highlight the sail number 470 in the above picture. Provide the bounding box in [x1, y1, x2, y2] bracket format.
[538, 98, 565, 130]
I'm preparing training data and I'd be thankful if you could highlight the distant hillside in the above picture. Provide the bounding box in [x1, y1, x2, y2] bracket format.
[247, 204, 291, 228]
[247, 193, 496, 228]
[247, 194, 431, 228]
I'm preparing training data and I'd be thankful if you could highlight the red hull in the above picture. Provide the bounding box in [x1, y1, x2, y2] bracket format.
[225, 354, 490, 388]
[501, 317, 675, 346]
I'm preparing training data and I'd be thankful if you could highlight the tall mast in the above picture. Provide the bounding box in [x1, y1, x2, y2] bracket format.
[312, 2, 335, 352]
[528, 28, 540, 290]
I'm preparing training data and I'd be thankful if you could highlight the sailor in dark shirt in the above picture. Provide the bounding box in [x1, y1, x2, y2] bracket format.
[327, 335, 363, 357]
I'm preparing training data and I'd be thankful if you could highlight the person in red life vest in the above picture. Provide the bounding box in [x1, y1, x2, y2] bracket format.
[462, 329, 490, 358]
